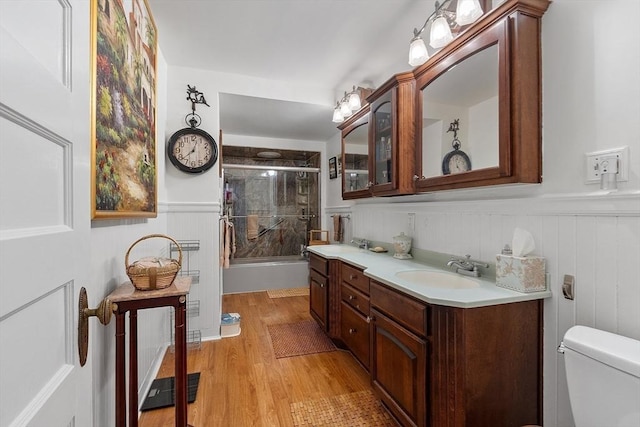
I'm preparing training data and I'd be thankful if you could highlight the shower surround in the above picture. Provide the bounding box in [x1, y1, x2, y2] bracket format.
[222, 147, 320, 293]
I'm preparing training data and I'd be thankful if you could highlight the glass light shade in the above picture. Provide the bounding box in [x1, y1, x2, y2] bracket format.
[456, 0, 483, 26]
[409, 36, 429, 66]
[429, 16, 453, 49]
[340, 100, 352, 118]
[348, 91, 361, 111]
[332, 107, 344, 123]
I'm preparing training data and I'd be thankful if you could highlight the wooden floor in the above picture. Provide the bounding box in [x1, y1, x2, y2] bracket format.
[138, 291, 377, 427]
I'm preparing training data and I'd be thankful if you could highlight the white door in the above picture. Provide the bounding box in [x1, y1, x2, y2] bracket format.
[0, 1, 93, 426]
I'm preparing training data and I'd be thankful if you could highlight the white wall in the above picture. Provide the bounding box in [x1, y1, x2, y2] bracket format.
[162, 67, 334, 343]
[343, 2, 640, 426]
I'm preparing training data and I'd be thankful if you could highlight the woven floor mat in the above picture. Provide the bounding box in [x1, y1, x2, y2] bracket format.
[290, 390, 397, 426]
[267, 287, 310, 298]
[267, 320, 336, 358]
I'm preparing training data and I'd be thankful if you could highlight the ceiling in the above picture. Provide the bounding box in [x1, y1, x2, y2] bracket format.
[147, 0, 429, 141]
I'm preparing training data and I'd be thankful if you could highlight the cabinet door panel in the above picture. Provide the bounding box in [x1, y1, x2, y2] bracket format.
[371, 309, 427, 427]
[309, 272, 327, 330]
[340, 302, 370, 370]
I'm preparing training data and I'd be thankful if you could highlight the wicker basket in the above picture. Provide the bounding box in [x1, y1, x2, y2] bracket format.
[125, 234, 182, 291]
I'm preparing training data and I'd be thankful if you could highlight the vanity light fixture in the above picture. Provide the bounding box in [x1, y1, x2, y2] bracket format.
[332, 101, 344, 123]
[332, 86, 372, 124]
[408, 0, 484, 67]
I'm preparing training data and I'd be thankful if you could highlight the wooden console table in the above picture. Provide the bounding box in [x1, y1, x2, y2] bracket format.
[108, 276, 192, 427]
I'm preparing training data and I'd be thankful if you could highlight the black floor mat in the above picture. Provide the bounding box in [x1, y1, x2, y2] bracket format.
[140, 372, 200, 411]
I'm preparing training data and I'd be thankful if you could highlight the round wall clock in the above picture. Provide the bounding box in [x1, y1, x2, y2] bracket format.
[167, 127, 218, 174]
[442, 149, 471, 175]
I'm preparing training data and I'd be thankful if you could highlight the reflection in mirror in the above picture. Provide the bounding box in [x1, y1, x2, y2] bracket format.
[343, 123, 369, 193]
[373, 102, 392, 185]
[421, 43, 499, 178]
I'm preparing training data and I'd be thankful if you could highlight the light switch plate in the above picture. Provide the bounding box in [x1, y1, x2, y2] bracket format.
[585, 146, 629, 183]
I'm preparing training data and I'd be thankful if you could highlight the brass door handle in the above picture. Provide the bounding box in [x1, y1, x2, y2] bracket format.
[78, 287, 114, 366]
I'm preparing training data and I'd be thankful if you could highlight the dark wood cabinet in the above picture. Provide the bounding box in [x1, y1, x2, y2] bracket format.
[312, 246, 542, 426]
[340, 301, 370, 370]
[367, 72, 416, 197]
[370, 280, 429, 427]
[367, 279, 542, 427]
[340, 108, 371, 200]
[309, 268, 328, 331]
[338, 0, 550, 198]
[430, 301, 543, 427]
[308, 253, 341, 339]
[339, 262, 371, 369]
[413, 0, 550, 192]
[339, 73, 416, 199]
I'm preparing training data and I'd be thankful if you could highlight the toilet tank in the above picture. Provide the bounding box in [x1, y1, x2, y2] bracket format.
[562, 325, 640, 427]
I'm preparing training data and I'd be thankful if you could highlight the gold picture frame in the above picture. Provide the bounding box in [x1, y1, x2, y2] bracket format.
[91, 0, 158, 219]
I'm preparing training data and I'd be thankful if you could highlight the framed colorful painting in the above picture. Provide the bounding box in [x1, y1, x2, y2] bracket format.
[91, 0, 158, 219]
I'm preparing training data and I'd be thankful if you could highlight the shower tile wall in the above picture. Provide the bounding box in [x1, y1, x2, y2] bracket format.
[224, 152, 319, 260]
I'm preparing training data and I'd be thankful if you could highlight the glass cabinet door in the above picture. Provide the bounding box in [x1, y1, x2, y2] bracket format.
[341, 108, 371, 199]
[370, 90, 394, 189]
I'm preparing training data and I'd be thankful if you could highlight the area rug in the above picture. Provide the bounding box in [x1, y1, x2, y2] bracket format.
[267, 287, 310, 299]
[267, 320, 336, 358]
[290, 390, 397, 426]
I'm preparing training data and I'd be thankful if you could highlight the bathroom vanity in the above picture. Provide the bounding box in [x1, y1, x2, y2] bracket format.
[307, 245, 550, 427]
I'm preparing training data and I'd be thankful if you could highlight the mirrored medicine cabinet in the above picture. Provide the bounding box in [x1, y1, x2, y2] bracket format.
[339, 0, 550, 198]
[413, 0, 548, 192]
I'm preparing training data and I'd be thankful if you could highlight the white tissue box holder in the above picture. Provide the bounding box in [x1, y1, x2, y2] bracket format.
[496, 255, 546, 293]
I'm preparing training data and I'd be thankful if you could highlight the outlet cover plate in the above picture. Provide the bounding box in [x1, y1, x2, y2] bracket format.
[585, 146, 629, 183]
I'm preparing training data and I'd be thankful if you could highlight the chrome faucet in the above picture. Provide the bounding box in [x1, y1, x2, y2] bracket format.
[447, 255, 489, 278]
[351, 238, 369, 250]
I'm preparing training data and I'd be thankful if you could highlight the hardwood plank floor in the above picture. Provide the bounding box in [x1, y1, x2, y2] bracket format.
[138, 291, 378, 427]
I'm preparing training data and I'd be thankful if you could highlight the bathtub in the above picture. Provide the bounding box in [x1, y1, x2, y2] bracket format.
[222, 256, 309, 294]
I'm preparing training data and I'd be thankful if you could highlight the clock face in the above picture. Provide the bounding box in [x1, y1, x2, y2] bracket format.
[442, 150, 471, 175]
[167, 128, 218, 173]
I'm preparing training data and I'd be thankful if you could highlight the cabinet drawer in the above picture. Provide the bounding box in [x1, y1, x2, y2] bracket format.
[341, 283, 370, 317]
[309, 269, 327, 288]
[341, 301, 370, 370]
[309, 253, 328, 276]
[370, 280, 429, 337]
[341, 263, 369, 294]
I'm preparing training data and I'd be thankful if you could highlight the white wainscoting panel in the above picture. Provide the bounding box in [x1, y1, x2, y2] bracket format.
[167, 202, 221, 340]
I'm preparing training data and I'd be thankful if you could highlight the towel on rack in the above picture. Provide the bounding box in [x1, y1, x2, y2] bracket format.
[333, 215, 342, 242]
[222, 219, 235, 268]
[247, 214, 259, 240]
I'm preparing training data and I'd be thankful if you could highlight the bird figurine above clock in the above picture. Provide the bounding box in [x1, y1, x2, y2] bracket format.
[442, 119, 472, 175]
[167, 85, 218, 174]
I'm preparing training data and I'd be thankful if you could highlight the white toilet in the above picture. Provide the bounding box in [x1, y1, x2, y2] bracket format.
[560, 325, 640, 427]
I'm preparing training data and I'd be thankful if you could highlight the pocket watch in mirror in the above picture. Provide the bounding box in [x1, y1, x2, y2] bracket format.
[442, 119, 471, 175]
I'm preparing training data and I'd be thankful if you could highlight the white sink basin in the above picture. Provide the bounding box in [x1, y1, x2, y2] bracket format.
[320, 245, 361, 254]
[395, 270, 480, 289]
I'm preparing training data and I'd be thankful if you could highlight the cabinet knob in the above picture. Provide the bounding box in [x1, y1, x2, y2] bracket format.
[367, 315, 374, 323]
[349, 294, 355, 300]
[349, 328, 357, 334]
[319, 283, 324, 288]
[349, 274, 356, 280]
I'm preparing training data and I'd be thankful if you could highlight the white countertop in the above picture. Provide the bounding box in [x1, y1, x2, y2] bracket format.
[307, 244, 552, 309]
